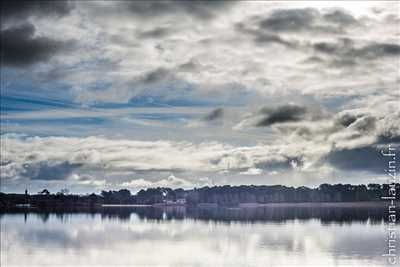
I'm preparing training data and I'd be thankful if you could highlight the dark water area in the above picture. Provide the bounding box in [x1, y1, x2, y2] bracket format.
[2, 204, 392, 224]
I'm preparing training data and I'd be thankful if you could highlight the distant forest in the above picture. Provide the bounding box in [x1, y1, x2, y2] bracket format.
[1, 183, 399, 210]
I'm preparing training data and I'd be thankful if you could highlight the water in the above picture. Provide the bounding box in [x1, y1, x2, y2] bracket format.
[0, 206, 394, 266]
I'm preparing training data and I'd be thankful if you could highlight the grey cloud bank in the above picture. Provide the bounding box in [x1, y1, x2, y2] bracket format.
[1, 23, 74, 67]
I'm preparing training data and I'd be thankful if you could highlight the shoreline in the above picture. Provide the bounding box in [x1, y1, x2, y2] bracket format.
[237, 201, 392, 208]
[2, 201, 397, 212]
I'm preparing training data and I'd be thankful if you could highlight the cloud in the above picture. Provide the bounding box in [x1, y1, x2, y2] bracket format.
[259, 8, 318, 32]
[1, 2, 399, 191]
[2, 2, 394, 109]
[21, 161, 82, 180]
[1, 23, 74, 67]
[255, 104, 308, 127]
[1, 0, 74, 22]
[273, 104, 400, 173]
[1, 99, 399, 190]
[0, 135, 293, 183]
[313, 38, 400, 64]
[70, 174, 106, 187]
[240, 168, 263, 175]
[253, 33, 298, 48]
[137, 27, 172, 39]
[322, 9, 358, 26]
[235, 22, 299, 48]
[178, 60, 200, 73]
[235, 103, 325, 128]
[334, 110, 364, 127]
[121, 174, 211, 189]
[203, 108, 224, 121]
[122, 1, 235, 20]
[377, 111, 400, 142]
[141, 67, 174, 85]
[323, 146, 389, 173]
[258, 8, 358, 33]
[233, 7, 363, 54]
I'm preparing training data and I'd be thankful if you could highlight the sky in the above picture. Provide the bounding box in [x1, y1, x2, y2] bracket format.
[1, 1, 399, 194]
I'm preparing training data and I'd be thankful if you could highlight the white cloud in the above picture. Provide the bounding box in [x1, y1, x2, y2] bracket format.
[240, 168, 263, 175]
[121, 174, 212, 189]
[120, 178, 153, 188]
[0, 135, 282, 179]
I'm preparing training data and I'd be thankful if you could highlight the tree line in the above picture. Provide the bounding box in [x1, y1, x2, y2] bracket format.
[0, 183, 399, 209]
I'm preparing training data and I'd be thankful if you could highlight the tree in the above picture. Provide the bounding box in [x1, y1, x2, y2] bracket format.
[39, 189, 50, 195]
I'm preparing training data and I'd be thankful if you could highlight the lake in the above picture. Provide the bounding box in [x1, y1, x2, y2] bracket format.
[0, 206, 395, 266]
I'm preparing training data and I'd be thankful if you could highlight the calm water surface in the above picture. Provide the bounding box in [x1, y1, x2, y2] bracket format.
[0, 206, 394, 266]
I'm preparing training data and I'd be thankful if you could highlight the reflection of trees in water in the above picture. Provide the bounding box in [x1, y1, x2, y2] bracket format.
[37, 212, 50, 223]
[4, 206, 394, 224]
[98, 206, 389, 224]
[128, 206, 388, 224]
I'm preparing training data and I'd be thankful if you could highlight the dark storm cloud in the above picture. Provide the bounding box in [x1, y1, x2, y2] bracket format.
[334, 111, 377, 133]
[203, 108, 224, 121]
[138, 27, 172, 39]
[349, 116, 376, 133]
[235, 22, 298, 48]
[22, 161, 82, 180]
[0, 23, 73, 67]
[379, 135, 400, 144]
[124, 1, 235, 20]
[178, 60, 199, 72]
[258, 8, 357, 33]
[259, 8, 318, 32]
[322, 9, 358, 26]
[236, 8, 358, 49]
[253, 33, 298, 48]
[302, 56, 325, 64]
[324, 146, 386, 173]
[334, 112, 362, 127]
[142, 68, 172, 84]
[255, 104, 308, 127]
[1, 0, 74, 21]
[324, 130, 400, 173]
[313, 38, 400, 64]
